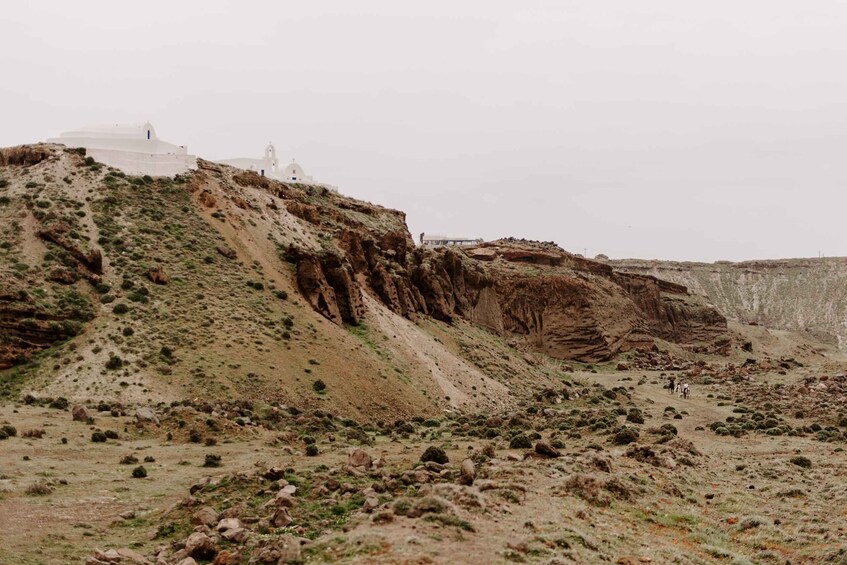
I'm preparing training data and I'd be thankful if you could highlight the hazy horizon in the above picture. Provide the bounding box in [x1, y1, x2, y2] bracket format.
[2, 1, 846, 262]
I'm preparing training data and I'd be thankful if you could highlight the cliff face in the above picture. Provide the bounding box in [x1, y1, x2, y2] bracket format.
[609, 257, 847, 349]
[278, 182, 729, 361]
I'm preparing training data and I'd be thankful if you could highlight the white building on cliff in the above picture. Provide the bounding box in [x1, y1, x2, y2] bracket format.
[216, 143, 336, 190]
[47, 122, 196, 177]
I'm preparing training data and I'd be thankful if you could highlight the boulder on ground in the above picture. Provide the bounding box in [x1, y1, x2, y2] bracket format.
[458, 458, 476, 485]
[185, 532, 216, 560]
[271, 507, 292, 528]
[135, 407, 159, 426]
[72, 405, 89, 422]
[348, 448, 372, 468]
[249, 536, 301, 564]
[213, 550, 243, 565]
[148, 264, 169, 285]
[216, 246, 236, 259]
[216, 518, 242, 532]
[534, 442, 561, 458]
[191, 506, 219, 527]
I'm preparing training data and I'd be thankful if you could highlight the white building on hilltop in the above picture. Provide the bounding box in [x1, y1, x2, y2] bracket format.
[216, 143, 336, 190]
[47, 122, 197, 177]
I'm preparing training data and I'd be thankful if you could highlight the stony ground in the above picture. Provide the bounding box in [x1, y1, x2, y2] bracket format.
[3, 351, 847, 564]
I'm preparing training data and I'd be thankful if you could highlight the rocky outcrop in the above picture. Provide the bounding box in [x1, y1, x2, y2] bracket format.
[0, 145, 53, 167]
[282, 211, 727, 361]
[147, 265, 169, 285]
[37, 221, 103, 277]
[0, 284, 87, 370]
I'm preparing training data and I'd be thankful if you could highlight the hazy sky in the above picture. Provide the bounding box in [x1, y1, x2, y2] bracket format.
[2, 1, 846, 261]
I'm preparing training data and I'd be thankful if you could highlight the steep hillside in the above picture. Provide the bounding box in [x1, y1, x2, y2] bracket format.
[0, 144, 728, 421]
[609, 257, 847, 349]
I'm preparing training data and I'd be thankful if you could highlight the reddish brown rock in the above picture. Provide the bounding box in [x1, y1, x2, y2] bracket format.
[198, 190, 216, 208]
[0, 145, 52, 166]
[147, 264, 169, 285]
[184, 532, 216, 560]
[271, 507, 292, 528]
[37, 221, 103, 275]
[72, 405, 89, 422]
[216, 246, 236, 259]
[48, 267, 78, 284]
[191, 506, 219, 527]
[347, 448, 372, 469]
[285, 201, 321, 224]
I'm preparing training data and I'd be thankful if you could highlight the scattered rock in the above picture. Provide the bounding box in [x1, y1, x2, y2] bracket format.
[348, 448, 372, 468]
[534, 442, 561, 458]
[184, 532, 216, 561]
[191, 506, 219, 527]
[72, 405, 89, 422]
[458, 458, 476, 485]
[213, 550, 242, 565]
[148, 265, 169, 285]
[135, 407, 159, 426]
[249, 536, 301, 564]
[216, 246, 236, 260]
[271, 507, 292, 528]
[217, 518, 242, 532]
[221, 527, 249, 543]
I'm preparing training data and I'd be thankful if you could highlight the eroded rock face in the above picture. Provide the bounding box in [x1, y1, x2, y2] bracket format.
[37, 221, 103, 277]
[0, 145, 53, 167]
[0, 281, 89, 370]
[282, 213, 726, 362]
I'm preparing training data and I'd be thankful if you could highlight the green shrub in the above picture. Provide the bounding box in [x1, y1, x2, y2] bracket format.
[203, 454, 222, 467]
[305, 444, 319, 457]
[275, 290, 288, 300]
[132, 466, 148, 478]
[112, 303, 129, 315]
[105, 355, 123, 370]
[509, 434, 532, 449]
[91, 431, 107, 442]
[49, 397, 69, 410]
[312, 379, 326, 393]
[612, 427, 640, 445]
[2, 424, 17, 437]
[128, 291, 148, 303]
[790, 456, 812, 468]
[420, 446, 449, 464]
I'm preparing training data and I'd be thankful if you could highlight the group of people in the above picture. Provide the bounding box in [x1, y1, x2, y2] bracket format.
[666, 376, 690, 399]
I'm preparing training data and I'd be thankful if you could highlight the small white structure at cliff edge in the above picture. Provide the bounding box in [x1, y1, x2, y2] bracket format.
[420, 233, 483, 248]
[216, 143, 336, 191]
[47, 122, 196, 177]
